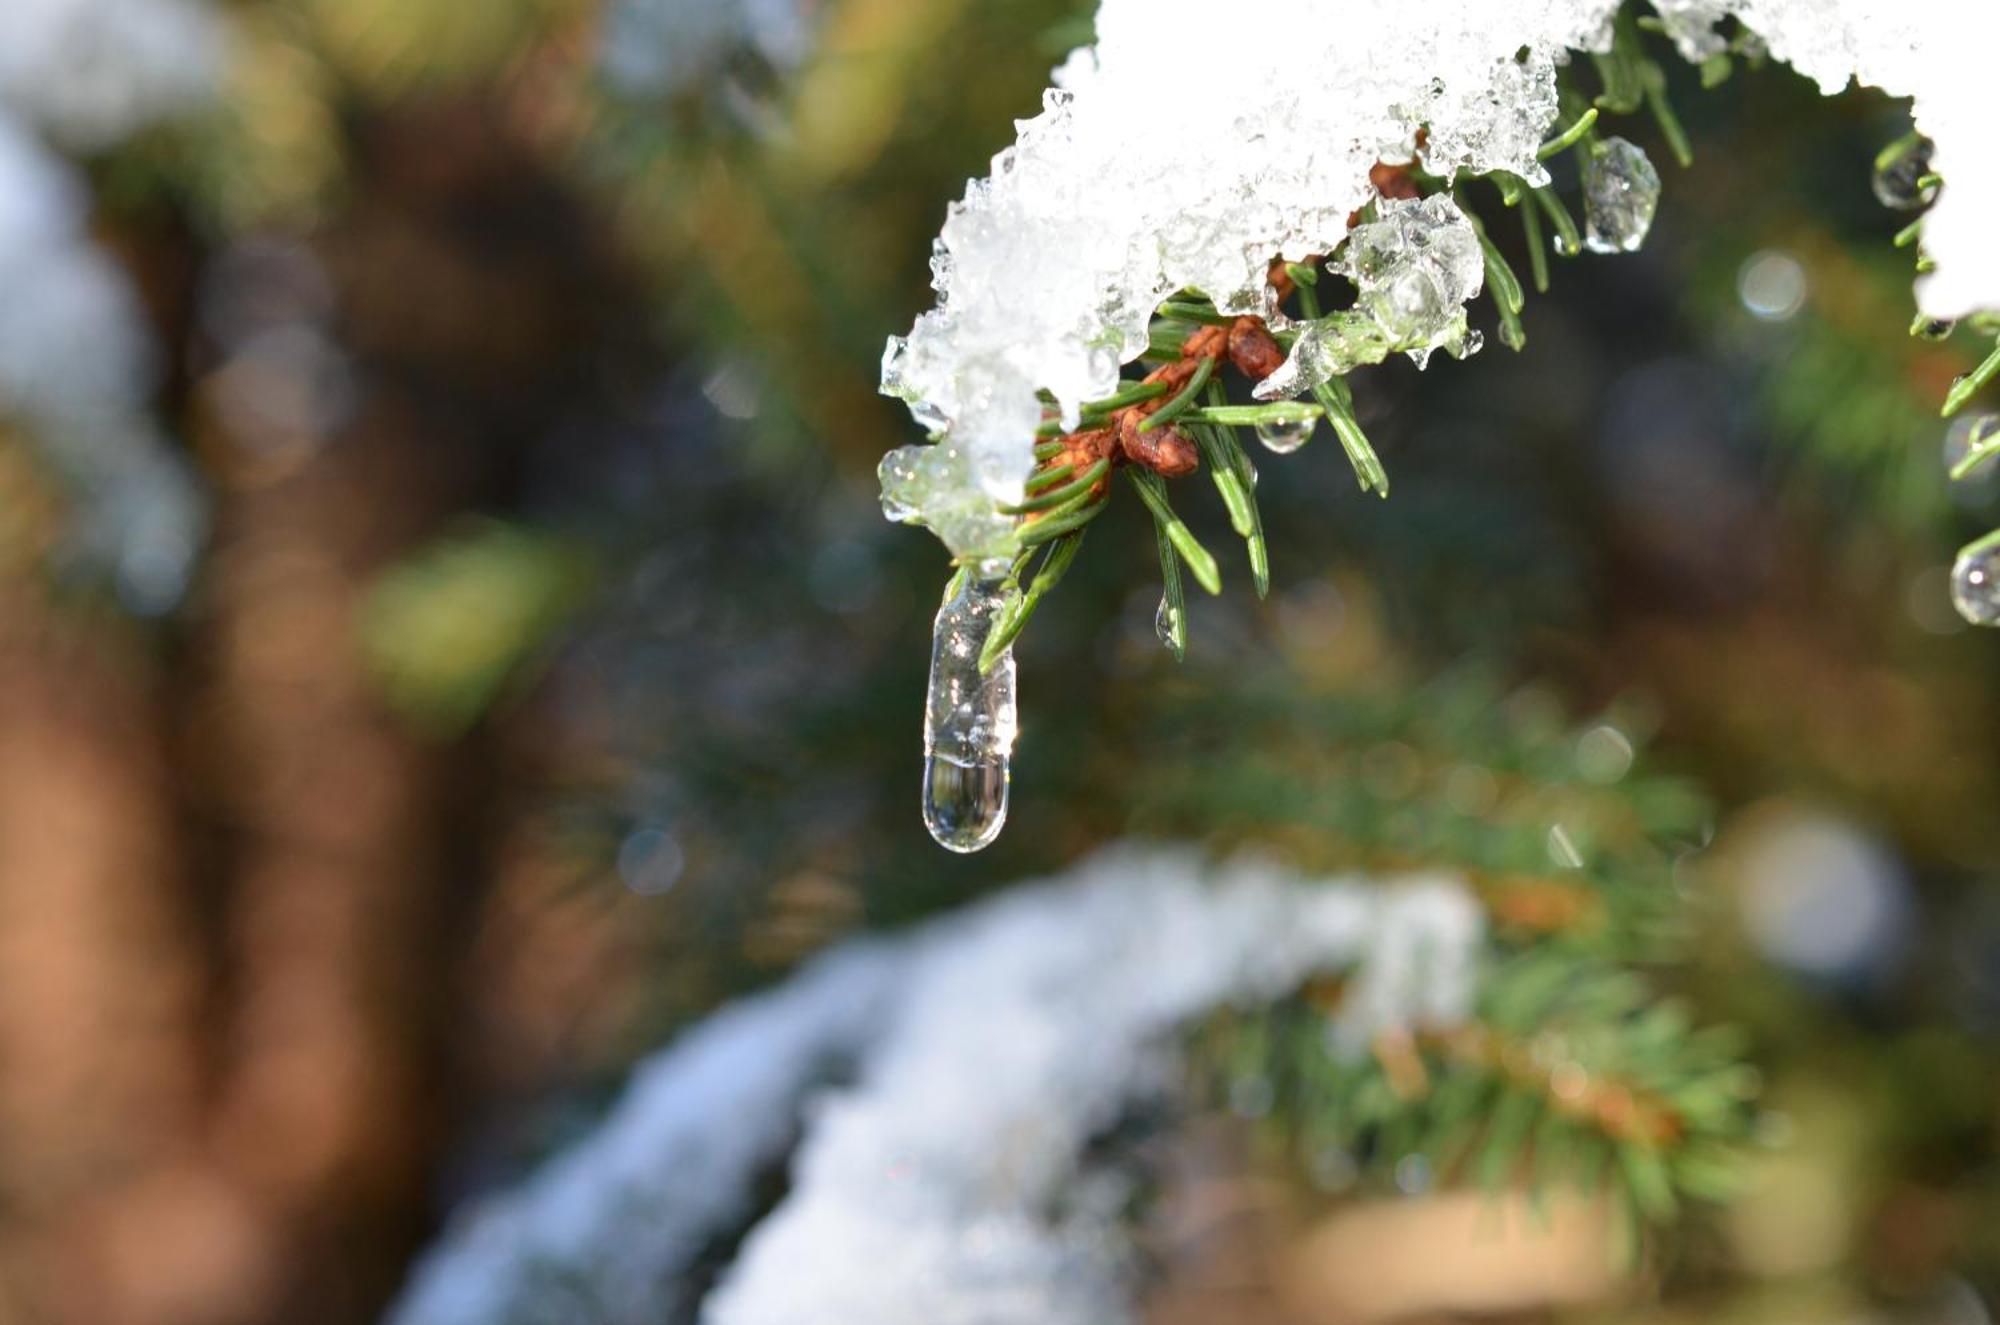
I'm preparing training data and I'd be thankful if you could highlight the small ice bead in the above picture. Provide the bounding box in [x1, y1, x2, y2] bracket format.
[921, 577, 1018, 851]
[1254, 416, 1315, 454]
[1581, 137, 1660, 255]
[1872, 135, 1936, 211]
[1951, 539, 2000, 626]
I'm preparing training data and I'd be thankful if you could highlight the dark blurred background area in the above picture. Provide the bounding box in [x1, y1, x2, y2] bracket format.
[0, 2, 1996, 1323]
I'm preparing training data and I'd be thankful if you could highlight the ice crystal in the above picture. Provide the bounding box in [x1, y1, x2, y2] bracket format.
[877, 438, 1019, 568]
[1335, 193, 1486, 369]
[1582, 136, 1662, 253]
[880, 0, 2000, 553]
[388, 848, 1483, 1325]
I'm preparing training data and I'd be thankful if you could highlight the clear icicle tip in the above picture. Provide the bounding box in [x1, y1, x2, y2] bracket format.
[921, 576, 1018, 851]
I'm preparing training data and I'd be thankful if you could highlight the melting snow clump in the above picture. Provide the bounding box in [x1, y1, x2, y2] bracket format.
[879, 0, 2000, 560]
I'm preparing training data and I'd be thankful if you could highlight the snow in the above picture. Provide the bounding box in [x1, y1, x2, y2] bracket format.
[880, 0, 2000, 561]
[387, 943, 907, 1325]
[387, 848, 1484, 1325]
[598, 0, 814, 100]
[0, 0, 223, 148]
[0, 0, 220, 609]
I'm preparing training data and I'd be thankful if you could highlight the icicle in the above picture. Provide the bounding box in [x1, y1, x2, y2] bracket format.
[922, 575, 1017, 851]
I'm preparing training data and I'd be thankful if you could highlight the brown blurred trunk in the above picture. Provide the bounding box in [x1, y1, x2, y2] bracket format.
[0, 600, 262, 1325]
[0, 94, 639, 1325]
[195, 401, 476, 1324]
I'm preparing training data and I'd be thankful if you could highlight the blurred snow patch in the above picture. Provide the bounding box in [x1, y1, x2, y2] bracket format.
[0, 0, 220, 607]
[389, 847, 1483, 1325]
[0, 0, 223, 148]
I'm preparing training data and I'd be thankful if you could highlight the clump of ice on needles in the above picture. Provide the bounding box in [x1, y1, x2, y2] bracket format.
[879, 0, 2000, 563]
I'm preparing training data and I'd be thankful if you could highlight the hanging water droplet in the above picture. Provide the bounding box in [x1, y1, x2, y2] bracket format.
[1913, 316, 1955, 342]
[1254, 416, 1315, 454]
[1154, 592, 1185, 658]
[921, 576, 1017, 851]
[1872, 134, 1936, 210]
[1581, 136, 1661, 255]
[1950, 537, 2000, 626]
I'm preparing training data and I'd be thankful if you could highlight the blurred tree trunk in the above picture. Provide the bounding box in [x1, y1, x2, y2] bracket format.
[0, 600, 265, 1325]
[0, 95, 643, 1325]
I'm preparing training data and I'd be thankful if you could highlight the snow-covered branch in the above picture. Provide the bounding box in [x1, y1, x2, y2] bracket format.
[389, 848, 1484, 1325]
[879, 0, 1998, 560]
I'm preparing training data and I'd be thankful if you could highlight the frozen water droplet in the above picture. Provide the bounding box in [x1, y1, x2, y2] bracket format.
[922, 754, 1010, 852]
[1872, 135, 1936, 211]
[1154, 593, 1184, 657]
[876, 441, 1022, 564]
[1951, 539, 2000, 626]
[922, 576, 1018, 851]
[1254, 416, 1315, 454]
[1336, 195, 1496, 368]
[1581, 137, 1660, 254]
[877, 449, 922, 522]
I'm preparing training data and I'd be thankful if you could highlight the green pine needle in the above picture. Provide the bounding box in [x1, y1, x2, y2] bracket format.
[1943, 340, 2000, 418]
[1138, 353, 1215, 432]
[1128, 469, 1222, 594]
[1537, 107, 1599, 160]
[1640, 61, 1694, 168]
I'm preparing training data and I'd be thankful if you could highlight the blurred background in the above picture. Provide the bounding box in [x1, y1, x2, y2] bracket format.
[1, 1, 1997, 1323]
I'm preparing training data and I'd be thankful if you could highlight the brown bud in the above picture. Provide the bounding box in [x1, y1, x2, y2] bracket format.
[1118, 412, 1200, 477]
[1267, 257, 1297, 301]
[1144, 355, 1202, 392]
[1226, 317, 1284, 380]
[1179, 323, 1230, 362]
[1060, 426, 1118, 467]
[1370, 161, 1420, 200]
